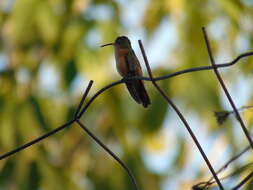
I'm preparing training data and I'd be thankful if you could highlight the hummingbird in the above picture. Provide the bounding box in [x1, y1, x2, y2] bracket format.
[101, 36, 151, 108]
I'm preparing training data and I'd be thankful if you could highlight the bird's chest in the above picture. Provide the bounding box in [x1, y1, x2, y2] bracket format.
[115, 48, 130, 77]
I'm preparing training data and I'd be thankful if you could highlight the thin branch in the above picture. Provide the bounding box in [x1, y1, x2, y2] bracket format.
[2, 49, 251, 160]
[0, 38, 252, 189]
[208, 146, 250, 184]
[75, 120, 139, 190]
[0, 80, 95, 160]
[75, 80, 94, 118]
[77, 51, 253, 119]
[194, 145, 251, 189]
[75, 82, 139, 190]
[193, 163, 253, 189]
[231, 171, 253, 190]
[134, 51, 253, 82]
[237, 105, 253, 112]
[202, 27, 253, 149]
[0, 119, 75, 160]
[138, 40, 224, 190]
[77, 80, 124, 118]
[1, 80, 140, 190]
[214, 105, 253, 125]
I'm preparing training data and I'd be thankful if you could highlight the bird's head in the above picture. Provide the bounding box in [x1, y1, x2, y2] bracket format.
[101, 36, 131, 48]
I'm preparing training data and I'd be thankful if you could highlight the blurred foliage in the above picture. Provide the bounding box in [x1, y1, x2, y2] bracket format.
[0, 0, 253, 190]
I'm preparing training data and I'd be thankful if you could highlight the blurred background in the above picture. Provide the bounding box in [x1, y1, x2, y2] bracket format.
[0, 0, 253, 189]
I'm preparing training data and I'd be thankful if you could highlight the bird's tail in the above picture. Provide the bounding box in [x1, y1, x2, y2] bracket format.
[125, 79, 151, 108]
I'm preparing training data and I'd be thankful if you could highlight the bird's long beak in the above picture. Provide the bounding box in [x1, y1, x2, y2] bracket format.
[100, 43, 115, 47]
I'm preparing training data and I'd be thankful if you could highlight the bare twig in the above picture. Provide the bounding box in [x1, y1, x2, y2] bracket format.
[135, 51, 253, 82]
[3, 50, 250, 159]
[75, 80, 94, 118]
[0, 37, 253, 189]
[208, 146, 250, 185]
[214, 105, 253, 125]
[77, 50, 253, 119]
[0, 119, 76, 160]
[0, 81, 96, 160]
[0, 80, 140, 190]
[138, 40, 224, 190]
[202, 27, 253, 149]
[238, 105, 253, 112]
[75, 82, 140, 190]
[194, 145, 251, 189]
[77, 80, 124, 118]
[76, 120, 139, 190]
[193, 163, 253, 190]
[231, 171, 253, 190]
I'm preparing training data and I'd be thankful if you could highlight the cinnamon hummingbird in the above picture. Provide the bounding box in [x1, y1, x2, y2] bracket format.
[101, 36, 151, 108]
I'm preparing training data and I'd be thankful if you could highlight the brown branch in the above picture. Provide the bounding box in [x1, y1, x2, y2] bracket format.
[194, 145, 251, 189]
[131, 51, 253, 82]
[231, 171, 253, 190]
[138, 40, 224, 190]
[76, 50, 253, 119]
[75, 80, 94, 118]
[1, 36, 253, 189]
[0, 80, 140, 190]
[0, 80, 94, 160]
[2, 49, 251, 160]
[202, 27, 253, 149]
[75, 120, 139, 190]
[0, 119, 75, 160]
[208, 145, 250, 186]
[214, 105, 253, 125]
[77, 80, 124, 118]
[75, 81, 140, 190]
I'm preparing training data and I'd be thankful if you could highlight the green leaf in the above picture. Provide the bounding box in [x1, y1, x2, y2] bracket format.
[21, 161, 40, 190]
[64, 59, 77, 88]
[0, 159, 15, 187]
[29, 96, 50, 132]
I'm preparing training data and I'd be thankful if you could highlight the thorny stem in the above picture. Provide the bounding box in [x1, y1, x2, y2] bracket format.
[76, 120, 139, 190]
[138, 40, 224, 190]
[202, 27, 253, 149]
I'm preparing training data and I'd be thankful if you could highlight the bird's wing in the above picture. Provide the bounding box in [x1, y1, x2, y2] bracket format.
[125, 50, 143, 76]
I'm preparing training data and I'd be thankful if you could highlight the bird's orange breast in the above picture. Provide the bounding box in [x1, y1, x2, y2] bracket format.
[115, 48, 129, 77]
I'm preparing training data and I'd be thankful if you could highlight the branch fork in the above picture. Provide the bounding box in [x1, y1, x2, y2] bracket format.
[1, 28, 253, 190]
